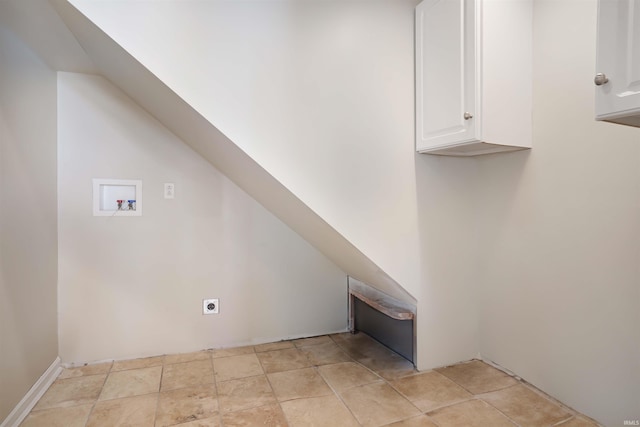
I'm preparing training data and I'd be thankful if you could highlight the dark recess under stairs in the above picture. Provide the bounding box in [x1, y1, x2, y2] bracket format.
[348, 279, 416, 364]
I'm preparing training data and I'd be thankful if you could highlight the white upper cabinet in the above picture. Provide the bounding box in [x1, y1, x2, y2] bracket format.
[595, 0, 640, 128]
[415, 0, 533, 156]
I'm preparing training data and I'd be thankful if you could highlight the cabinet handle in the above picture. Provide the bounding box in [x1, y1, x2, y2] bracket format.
[464, 112, 473, 120]
[594, 73, 609, 86]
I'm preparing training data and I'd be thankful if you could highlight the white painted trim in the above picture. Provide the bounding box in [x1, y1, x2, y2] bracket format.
[0, 357, 62, 427]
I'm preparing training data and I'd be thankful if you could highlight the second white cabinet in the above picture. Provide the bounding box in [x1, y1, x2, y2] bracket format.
[415, 0, 533, 156]
[595, 0, 640, 128]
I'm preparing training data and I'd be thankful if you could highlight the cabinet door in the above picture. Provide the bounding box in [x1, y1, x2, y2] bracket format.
[416, 0, 478, 152]
[595, 0, 640, 125]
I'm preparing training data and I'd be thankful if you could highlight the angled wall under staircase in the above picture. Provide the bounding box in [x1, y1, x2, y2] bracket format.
[48, 0, 483, 373]
[52, 0, 419, 307]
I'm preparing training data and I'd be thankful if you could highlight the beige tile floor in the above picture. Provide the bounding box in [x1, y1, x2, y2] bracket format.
[21, 333, 600, 427]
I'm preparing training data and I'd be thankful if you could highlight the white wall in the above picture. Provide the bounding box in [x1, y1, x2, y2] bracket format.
[68, 0, 424, 305]
[0, 26, 58, 422]
[415, 154, 479, 369]
[65, 0, 480, 372]
[57, 72, 348, 363]
[55, 0, 416, 307]
[5, 2, 636, 424]
[477, 1, 640, 425]
[57, 7, 640, 425]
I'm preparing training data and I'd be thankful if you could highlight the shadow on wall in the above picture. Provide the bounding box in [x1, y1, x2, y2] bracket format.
[413, 149, 530, 369]
[476, 149, 533, 252]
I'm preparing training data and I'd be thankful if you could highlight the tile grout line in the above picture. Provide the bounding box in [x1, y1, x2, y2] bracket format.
[407, 361, 576, 427]
[83, 360, 113, 427]
[519, 379, 589, 420]
[332, 334, 512, 427]
[377, 368, 423, 425]
[254, 343, 291, 427]
[324, 334, 397, 427]
[22, 334, 601, 427]
[426, 370, 524, 427]
[473, 387, 524, 427]
[477, 359, 599, 426]
[477, 397, 523, 427]
[553, 416, 580, 426]
[313, 361, 364, 426]
[152, 362, 164, 427]
[476, 382, 577, 427]
[304, 335, 364, 426]
[305, 348, 361, 425]
[208, 352, 226, 427]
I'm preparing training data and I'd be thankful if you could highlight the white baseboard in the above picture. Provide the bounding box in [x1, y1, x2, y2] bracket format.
[0, 357, 62, 427]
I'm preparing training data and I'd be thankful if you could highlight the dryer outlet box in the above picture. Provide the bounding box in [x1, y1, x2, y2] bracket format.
[203, 299, 219, 314]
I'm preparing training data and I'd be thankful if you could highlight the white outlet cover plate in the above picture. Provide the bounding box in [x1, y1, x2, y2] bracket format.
[164, 183, 175, 199]
[203, 298, 219, 314]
